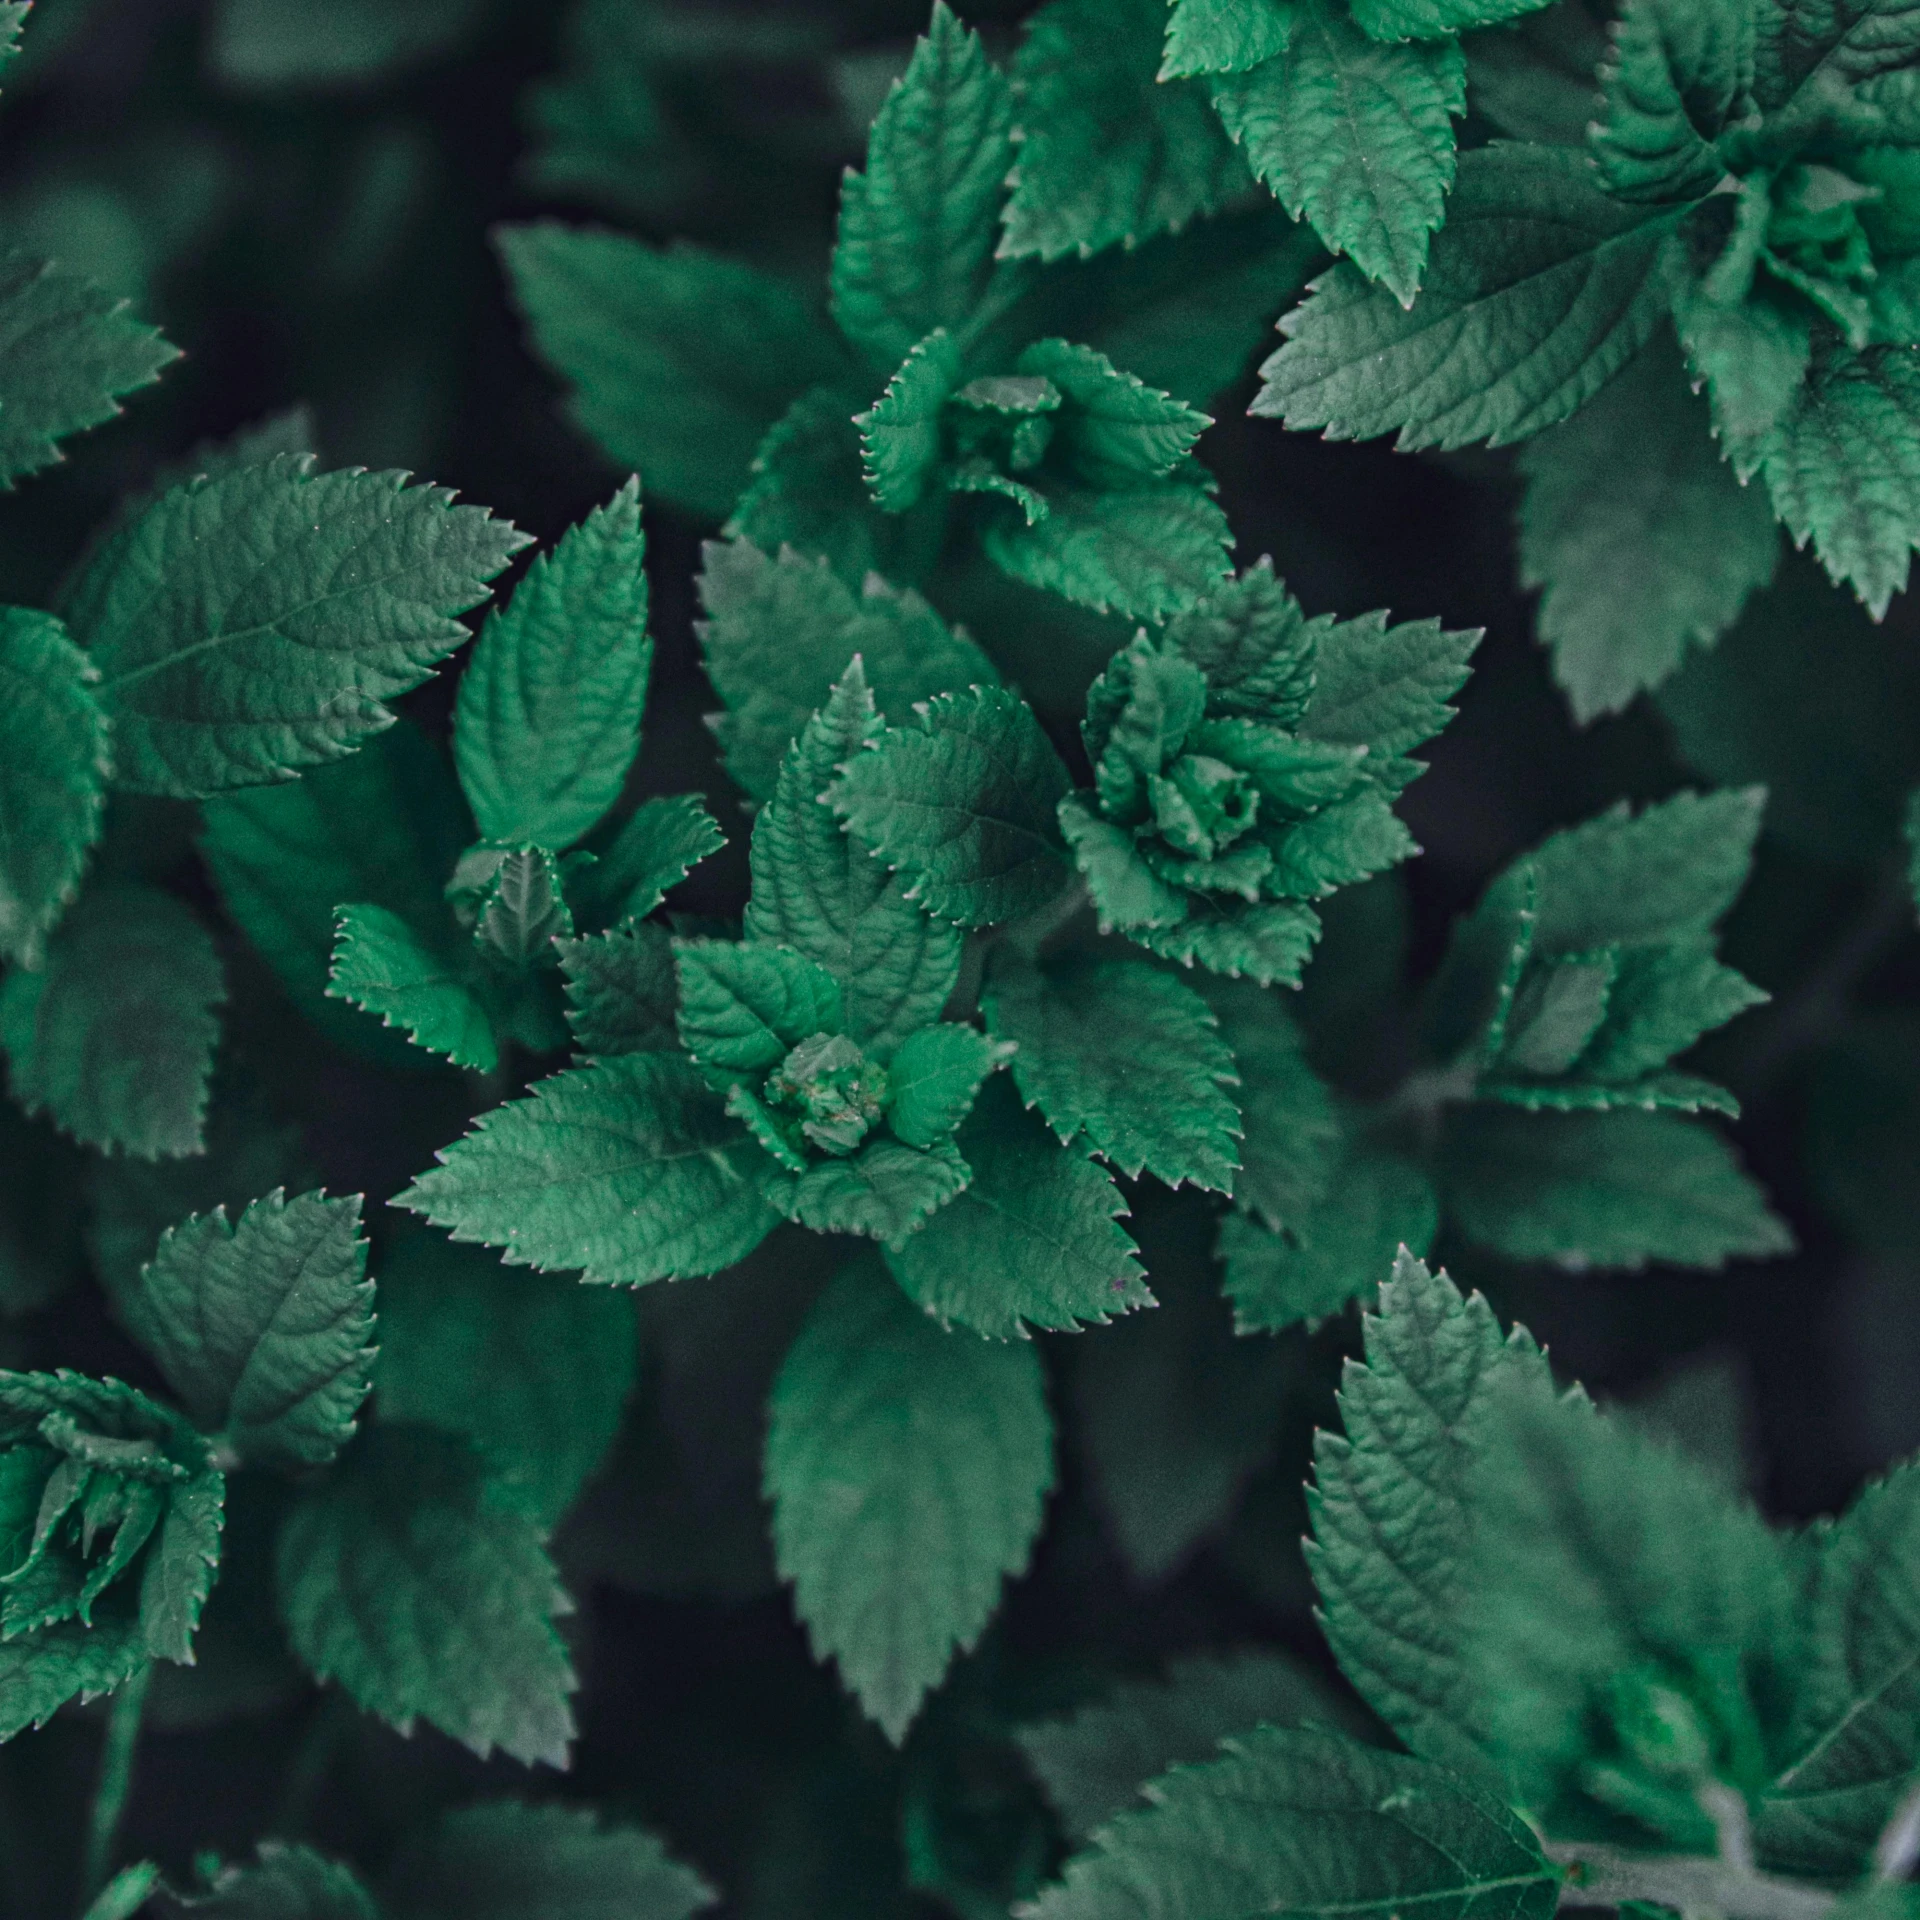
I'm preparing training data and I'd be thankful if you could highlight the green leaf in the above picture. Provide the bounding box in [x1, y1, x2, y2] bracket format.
[381, 1800, 715, 1920]
[859, 329, 962, 511]
[1001, 0, 1248, 262]
[199, 722, 469, 1056]
[766, 1136, 972, 1242]
[327, 905, 496, 1072]
[830, 685, 1073, 928]
[745, 664, 963, 1058]
[674, 940, 846, 1075]
[886, 1076, 1149, 1337]
[1022, 339, 1214, 487]
[1212, 7, 1466, 305]
[1016, 1649, 1357, 1842]
[1222, 1136, 1438, 1332]
[1270, 789, 1420, 897]
[765, 1255, 1053, 1741]
[1297, 607, 1479, 783]
[1577, 943, 1769, 1083]
[1441, 1107, 1792, 1269]
[276, 1424, 576, 1767]
[1139, 897, 1327, 985]
[576, 794, 724, 929]
[982, 478, 1234, 623]
[1519, 340, 1779, 720]
[454, 478, 651, 851]
[1308, 1251, 1546, 1775]
[0, 608, 111, 963]
[830, 2, 1014, 370]
[0, 2, 25, 66]
[1757, 337, 1920, 618]
[1476, 1068, 1741, 1116]
[375, 1232, 634, 1528]
[472, 846, 574, 971]
[1, 886, 224, 1159]
[1759, 1457, 1920, 1876]
[559, 922, 679, 1056]
[1752, 0, 1920, 110]
[397, 1053, 780, 1286]
[1023, 1725, 1561, 1920]
[129, 1189, 374, 1470]
[1355, 0, 1559, 34]
[0, 254, 177, 485]
[698, 538, 996, 805]
[1591, 0, 1751, 204]
[1162, 0, 1294, 78]
[1495, 950, 1617, 1077]
[984, 953, 1242, 1190]
[68, 457, 529, 798]
[498, 224, 844, 523]
[887, 1023, 1006, 1148]
[1164, 559, 1319, 726]
[184, 1844, 376, 1920]
[1255, 145, 1692, 448]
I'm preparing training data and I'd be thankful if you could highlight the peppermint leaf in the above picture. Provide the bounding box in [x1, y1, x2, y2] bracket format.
[983, 953, 1242, 1190]
[276, 1425, 576, 1768]
[499, 224, 844, 522]
[1255, 145, 1693, 448]
[375, 1233, 634, 1528]
[1297, 607, 1480, 783]
[1162, 0, 1294, 79]
[830, 685, 1074, 928]
[69, 457, 529, 798]
[575, 794, 725, 929]
[887, 1023, 1006, 1148]
[765, 1255, 1053, 1740]
[1001, 0, 1248, 262]
[886, 1076, 1149, 1337]
[766, 1136, 972, 1242]
[327, 904, 497, 1072]
[1212, 5, 1466, 304]
[674, 939, 847, 1074]
[131, 1189, 375, 1470]
[1, 886, 224, 1160]
[0, 608, 111, 964]
[472, 846, 574, 971]
[454, 478, 651, 851]
[1590, 0, 1753, 205]
[559, 922, 679, 1057]
[830, 2, 1014, 370]
[1355, 0, 1558, 32]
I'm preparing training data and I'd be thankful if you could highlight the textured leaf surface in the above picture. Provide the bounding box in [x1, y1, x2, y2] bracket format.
[832, 685, 1073, 927]
[277, 1424, 576, 1766]
[69, 457, 528, 797]
[397, 1053, 779, 1286]
[1590, 0, 1750, 204]
[1024, 1725, 1561, 1920]
[1296, 608, 1479, 780]
[698, 538, 996, 804]
[1002, 0, 1246, 262]
[1309, 1251, 1545, 1775]
[381, 1800, 715, 1920]
[1255, 145, 1689, 448]
[1016, 1649, 1355, 1842]
[0, 253, 176, 485]
[454, 478, 651, 850]
[830, 3, 1013, 369]
[327, 905, 496, 1072]
[886, 1077, 1149, 1337]
[1212, 6, 1466, 304]
[1162, 0, 1294, 77]
[746, 665, 962, 1057]
[674, 940, 846, 1074]
[500, 225, 843, 522]
[765, 1257, 1053, 1741]
[984, 954, 1241, 1190]
[578, 794, 724, 928]
[133, 1190, 374, 1469]
[559, 923, 679, 1057]
[887, 1023, 1005, 1148]
[767, 1137, 972, 1243]
[0, 608, 110, 963]
[1442, 1107, 1792, 1270]
[186, 1844, 376, 1920]
[1, 886, 224, 1159]
[1519, 341, 1778, 720]
[375, 1233, 634, 1528]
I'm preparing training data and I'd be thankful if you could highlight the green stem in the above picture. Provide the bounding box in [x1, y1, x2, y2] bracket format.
[80, 1661, 152, 1905]
[1547, 1842, 1834, 1920]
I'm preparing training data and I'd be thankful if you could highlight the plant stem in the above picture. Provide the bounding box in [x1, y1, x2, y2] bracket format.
[1874, 1774, 1920, 1883]
[1547, 1841, 1835, 1920]
[80, 1662, 152, 1905]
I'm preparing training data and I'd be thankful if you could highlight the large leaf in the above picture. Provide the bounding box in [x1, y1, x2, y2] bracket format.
[68, 456, 529, 797]
[764, 1256, 1053, 1741]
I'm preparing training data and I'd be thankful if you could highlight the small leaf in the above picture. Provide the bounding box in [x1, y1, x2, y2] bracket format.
[887, 1076, 1149, 1338]
[831, 685, 1073, 927]
[1590, 0, 1752, 205]
[472, 846, 574, 971]
[454, 477, 651, 851]
[276, 1424, 576, 1767]
[577, 794, 725, 928]
[1165, 559, 1319, 726]
[1, 886, 224, 1160]
[984, 953, 1242, 1190]
[766, 1136, 972, 1243]
[184, 1845, 376, 1920]
[674, 939, 846, 1074]
[397, 1053, 780, 1286]
[0, 608, 111, 964]
[328, 904, 496, 1072]
[887, 1023, 1005, 1148]
[1162, 0, 1294, 78]
[859, 329, 962, 512]
[1137, 897, 1325, 985]
[131, 1189, 374, 1470]
[559, 922, 679, 1057]
[1298, 607, 1480, 779]
[765, 1255, 1053, 1741]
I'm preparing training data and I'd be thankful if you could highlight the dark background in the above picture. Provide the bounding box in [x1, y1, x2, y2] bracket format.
[0, 2, 1916, 1914]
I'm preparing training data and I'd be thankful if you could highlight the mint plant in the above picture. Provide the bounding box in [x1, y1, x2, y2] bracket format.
[0, 0, 1919, 1914]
